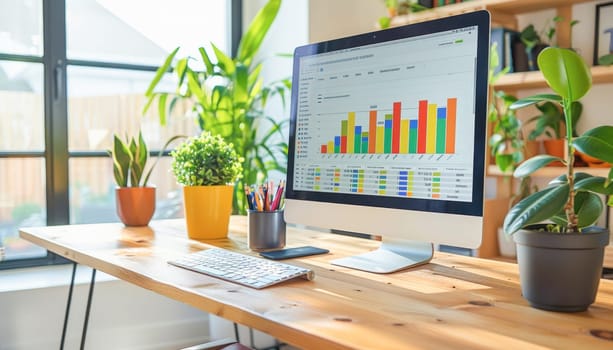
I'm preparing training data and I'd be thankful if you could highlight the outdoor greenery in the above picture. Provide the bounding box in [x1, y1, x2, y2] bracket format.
[144, 0, 289, 213]
[504, 47, 613, 234]
[171, 132, 243, 187]
[109, 131, 182, 187]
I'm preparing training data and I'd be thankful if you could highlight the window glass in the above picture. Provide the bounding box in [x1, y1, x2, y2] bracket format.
[0, 0, 43, 56]
[67, 66, 198, 152]
[66, 0, 229, 65]
[0, 61, 44, 151]
[0, 158, 47, 262]
[69, 157, 183, 224]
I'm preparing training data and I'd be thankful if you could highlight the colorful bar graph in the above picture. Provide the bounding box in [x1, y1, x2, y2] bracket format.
[320, 98, 458, 155]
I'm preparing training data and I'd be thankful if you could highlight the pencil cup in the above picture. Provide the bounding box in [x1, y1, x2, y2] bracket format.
[248, 210, 286, 251]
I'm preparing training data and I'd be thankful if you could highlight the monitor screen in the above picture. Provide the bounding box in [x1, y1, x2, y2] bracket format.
[285, 11, 490, 273]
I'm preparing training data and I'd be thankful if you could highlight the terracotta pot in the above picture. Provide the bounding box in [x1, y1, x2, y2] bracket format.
[513, 224, 609, 312]
[543, 139, 566, 166]
[183, 185, 234, 240]
[577, 152, 611, 168]
[115, 187, 156, 226]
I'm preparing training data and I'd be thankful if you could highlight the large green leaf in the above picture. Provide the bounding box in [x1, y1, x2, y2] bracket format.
[573, 126, 613, 163]
[233, 65, 249, 104]
[574, 191, 603, 227]
[236, 0, 281, 66]
[574, 176, 613, 195]
[509, 94, 561, 110]
[537, 47, 592, 102]
[549, 192, 601, 228]
[212, 42, 235, 76]
[112, 135, 133, 187]
[198, 47, 214, 75]
[503, 184, 570, 235]
[145, 47, 179, 97]
[513, 154, 561, 178]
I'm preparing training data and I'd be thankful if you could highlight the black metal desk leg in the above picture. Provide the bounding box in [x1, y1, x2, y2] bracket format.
[80, 268, 96, 350]
[60, 262, 78, 350]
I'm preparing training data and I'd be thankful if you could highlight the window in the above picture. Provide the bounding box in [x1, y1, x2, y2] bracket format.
[0, 0, 239, 268]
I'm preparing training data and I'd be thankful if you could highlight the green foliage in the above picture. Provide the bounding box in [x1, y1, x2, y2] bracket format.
[526, 100, 582, 140]
[505, 47, 613, 234]
[144, 0, 289, 213]
[488, 43, 524, 173]
[109, 131, 183, 187]
[171, 131, 243, 186]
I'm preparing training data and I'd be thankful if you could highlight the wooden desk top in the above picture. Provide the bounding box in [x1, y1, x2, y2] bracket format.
[20, 217, 613, 350]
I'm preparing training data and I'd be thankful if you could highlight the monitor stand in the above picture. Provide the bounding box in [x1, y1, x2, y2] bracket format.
[330, 238, 433, 273]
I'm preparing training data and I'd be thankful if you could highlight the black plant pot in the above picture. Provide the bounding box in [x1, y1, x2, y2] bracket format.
[513, 225, 610, 312]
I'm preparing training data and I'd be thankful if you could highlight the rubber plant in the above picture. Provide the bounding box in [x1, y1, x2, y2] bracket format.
[143, 0, 289, 214]
[504, 47, 613, 234]
[502, 47, 612, 312]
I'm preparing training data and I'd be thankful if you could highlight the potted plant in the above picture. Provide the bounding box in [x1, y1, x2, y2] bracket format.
[144, 0, 289, 215]
[171, 131, 242, 240]
[504, 47, 612, 312]
[524, 100, 582, 166]
[109, 131, 182, 226]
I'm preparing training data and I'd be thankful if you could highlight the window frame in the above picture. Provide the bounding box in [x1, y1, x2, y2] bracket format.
[0, 0, 242, 270]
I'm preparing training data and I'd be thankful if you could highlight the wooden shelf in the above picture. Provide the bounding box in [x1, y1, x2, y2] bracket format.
[493, 65, 613, 90]
[389, 0, 594, 29]
[487, 164, 610, 177]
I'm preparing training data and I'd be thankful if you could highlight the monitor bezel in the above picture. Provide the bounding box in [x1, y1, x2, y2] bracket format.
[286, 10, 490, 218]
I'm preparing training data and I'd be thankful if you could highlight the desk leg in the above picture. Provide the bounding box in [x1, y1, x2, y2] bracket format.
[80, 268, 96, 350]
[60, 262, 78, 350]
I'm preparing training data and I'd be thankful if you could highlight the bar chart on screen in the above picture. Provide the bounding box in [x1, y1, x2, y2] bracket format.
[291, 32, 478, 202]
[319, 98, 458, 155]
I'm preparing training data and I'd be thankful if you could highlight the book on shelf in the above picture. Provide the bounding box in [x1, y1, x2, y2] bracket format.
[491, 27, 519, 74]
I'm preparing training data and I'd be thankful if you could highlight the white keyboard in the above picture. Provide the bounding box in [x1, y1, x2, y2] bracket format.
[168, 248, 315, 289]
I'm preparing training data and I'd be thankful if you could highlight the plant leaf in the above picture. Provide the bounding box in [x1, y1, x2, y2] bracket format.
[236, 0, 281, 65]
[198, 47, 214, 75]
[145, 47, 179, 97]
[509, 94, 561, 110]
[537, 47, 592, 102]
[212, 42, 235, 76]
[573, 126, 613, 163]
[158, 93, 168, 126]
[112, 134, 133, 187]
[574, 176, 613, 195]
[503, 184, 570, 235]
[574, 191, 603, 227]
[513, 154, 561, 178]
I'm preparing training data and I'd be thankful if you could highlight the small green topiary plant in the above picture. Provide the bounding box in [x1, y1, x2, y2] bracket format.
[171, 132, 243, 186]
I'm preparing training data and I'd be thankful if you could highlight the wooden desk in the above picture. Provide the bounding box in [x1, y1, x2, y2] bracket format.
[20, 217, 613, 349]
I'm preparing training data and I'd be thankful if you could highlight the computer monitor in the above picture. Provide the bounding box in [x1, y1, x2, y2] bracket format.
[285, 11, 490, 273]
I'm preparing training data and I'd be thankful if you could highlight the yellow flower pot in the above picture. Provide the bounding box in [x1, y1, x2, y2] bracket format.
[183, 185, 233, 240]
